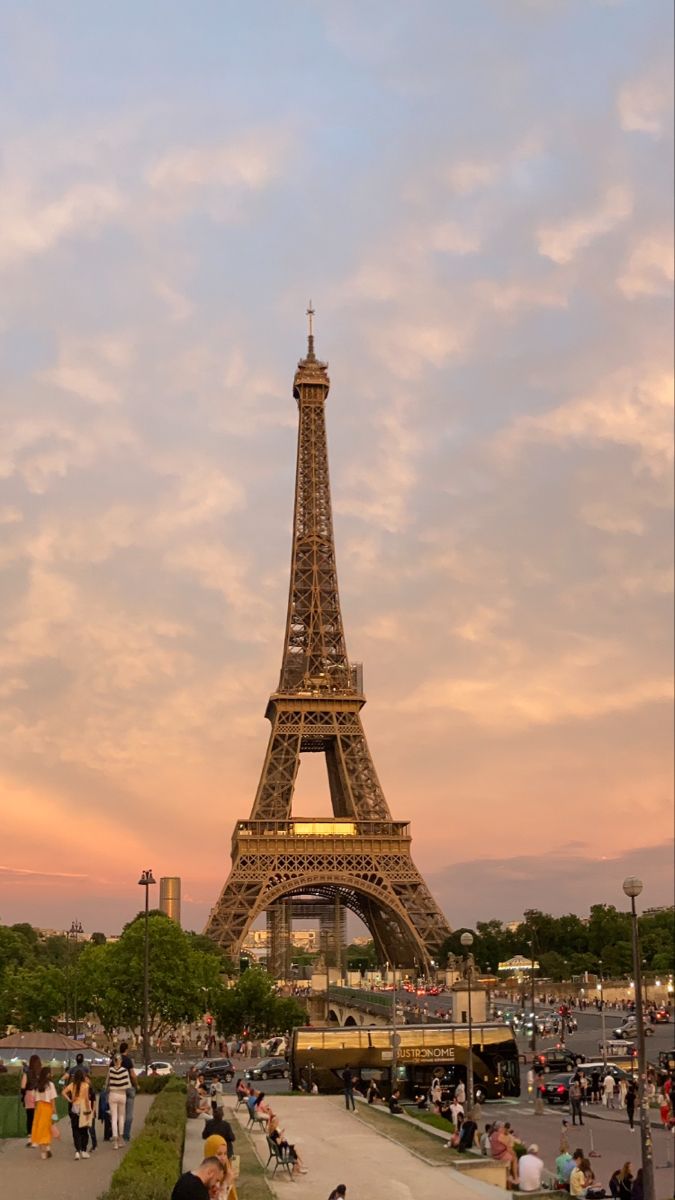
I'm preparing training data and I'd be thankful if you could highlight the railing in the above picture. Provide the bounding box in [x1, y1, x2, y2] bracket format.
[235, 819, 410, 838]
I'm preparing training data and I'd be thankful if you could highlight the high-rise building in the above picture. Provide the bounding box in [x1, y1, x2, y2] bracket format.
[159, 876, 181, 924]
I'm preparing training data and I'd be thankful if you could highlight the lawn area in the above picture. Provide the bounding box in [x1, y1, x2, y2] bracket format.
[354, 1102, 460, 1165]
[0, 1094, 68, 1138]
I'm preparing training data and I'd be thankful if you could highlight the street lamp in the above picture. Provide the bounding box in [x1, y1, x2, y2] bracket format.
[623, 876, 655, 1200]
[68, 920, 84, 1039]
[598, 960, 607, 1066]
[138, 869, 157, 1072]
[460, 931, 474, 1111]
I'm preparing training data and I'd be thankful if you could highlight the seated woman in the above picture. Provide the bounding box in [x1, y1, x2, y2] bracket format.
[388, 1089, 403, 1114]
[203, 1133, 238, 1199]
[489, 1121, 519, 1186]
[457, 1109, 479, 1153]
[234, 1078, 248, 1101]
[269, 1124, 308, 1176]
[366, 1081, 381, 1105]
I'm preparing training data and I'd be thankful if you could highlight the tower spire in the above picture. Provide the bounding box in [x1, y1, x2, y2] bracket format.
[306, 300, 316, 361]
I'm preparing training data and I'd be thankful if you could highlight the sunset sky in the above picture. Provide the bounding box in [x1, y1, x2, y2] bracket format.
[1, 2, 673, 937]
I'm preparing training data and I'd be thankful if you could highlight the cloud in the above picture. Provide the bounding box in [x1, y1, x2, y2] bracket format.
[430, 841, 675, 925]
[495, 369, 673, 478]
[617, 231, 674, 298]
[537, 186, 633, 264]
[618, 70, 673, 137]
[0, 181, 125, 268]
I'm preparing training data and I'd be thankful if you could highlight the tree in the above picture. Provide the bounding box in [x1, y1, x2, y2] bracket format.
[211, 968, 307, 1037]
[90, 932, 107, 946]
[2, 965, 66, 1030]
[112, 913, 226, 1038]
[77, 943, 126, 1041]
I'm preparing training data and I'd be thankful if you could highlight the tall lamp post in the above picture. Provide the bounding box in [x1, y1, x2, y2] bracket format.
[68, 920, 84, 1039]
[623, 877, 655, 1200]
[460, 931, 474, 1111]
[598, 960, 607, 1066]
[138, 869, 157, 1072]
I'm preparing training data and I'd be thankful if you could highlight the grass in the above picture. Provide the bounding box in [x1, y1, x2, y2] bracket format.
[227, 1106, 276, 1199]
[411, 1110, 456, 1133]
[0, 1094, 68, 1138]
[353, 1101, 461, 1165]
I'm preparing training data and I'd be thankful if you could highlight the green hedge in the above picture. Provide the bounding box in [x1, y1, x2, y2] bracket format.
[0, 1094, 68, 1137]
[101, 1076, 187, 1200]
[0, 1068, 171, 1096]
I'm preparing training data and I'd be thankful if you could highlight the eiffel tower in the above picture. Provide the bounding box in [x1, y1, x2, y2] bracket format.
[205, 311, 451, 973]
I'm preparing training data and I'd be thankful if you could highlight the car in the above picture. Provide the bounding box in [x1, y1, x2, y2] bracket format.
[193, 1057, 235, 1083]
[652, 1008, 670, 1024]
[137, 1061, 173, 1077]
[534, 1047, 584, 1074]
[245, 1056, 289, 1081]
[542, 1063, 629, 1105]
[613, 1018, 653, 1039]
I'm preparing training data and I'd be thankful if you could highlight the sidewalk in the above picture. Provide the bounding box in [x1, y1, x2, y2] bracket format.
[0, 1095, 153, 1200]
[230, 1095, 499, 1200]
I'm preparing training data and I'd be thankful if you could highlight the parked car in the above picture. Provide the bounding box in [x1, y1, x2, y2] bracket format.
[137, 1061, 173, 1077]
[542, 1063, 629, 1105]
[245, 1056, 289, 1081]
[193, 1057, 235, 1083]
[613, 1017, 653, 1039]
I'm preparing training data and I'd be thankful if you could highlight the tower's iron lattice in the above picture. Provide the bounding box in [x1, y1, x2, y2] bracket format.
[204, 318, 452, 971]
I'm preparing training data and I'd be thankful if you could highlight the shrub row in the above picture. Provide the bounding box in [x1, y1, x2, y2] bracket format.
[0, 1068, 171, 1095]
[101, 1076, 187, 1200]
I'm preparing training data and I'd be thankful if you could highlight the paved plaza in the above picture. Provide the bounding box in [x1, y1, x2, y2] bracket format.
[0, 1094, 153, 1200]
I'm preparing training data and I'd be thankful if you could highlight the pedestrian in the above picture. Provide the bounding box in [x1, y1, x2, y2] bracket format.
[20, 1054, 41, 1146]
[603, 1070, 616, 1109]
[519, 1144, 545, 1192]
[106, 1052, 133, 1149]
[342, 1065, 355, 1111]
[625, 1080, 637, 1130]
[62, 1067, 95, 1159]
[31, 1066, 59, 1160]
[534, 1061, 545, 1114]
[328, 1188, 347, 1200]
[202, 1107, 235, 1158]
[118, 1041, 137, 1142]
[430, 1075, 442, 1105]
[171, 1155, 225, 1199]
[569, 1075, 584, 1126]
[618, 1078, 628, 1109]
[454, 1079, 466, 1106]
[591, 1069, 601, 1104]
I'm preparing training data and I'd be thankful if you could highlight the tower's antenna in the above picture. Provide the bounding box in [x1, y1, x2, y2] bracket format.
[306, 300, 315, 360]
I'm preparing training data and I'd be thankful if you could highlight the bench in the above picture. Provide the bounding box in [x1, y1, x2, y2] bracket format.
[265, 1134, 294, 1179]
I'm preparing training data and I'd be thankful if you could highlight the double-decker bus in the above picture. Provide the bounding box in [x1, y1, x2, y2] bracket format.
[290, 1022, 520, 1100]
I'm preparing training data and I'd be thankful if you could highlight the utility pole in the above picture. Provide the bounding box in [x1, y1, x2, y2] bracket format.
[623, 877, 655, 1200]
[598, 960, 607, 1066]
[460, 931, 475, 1111]
[138, 869, 156, 1072]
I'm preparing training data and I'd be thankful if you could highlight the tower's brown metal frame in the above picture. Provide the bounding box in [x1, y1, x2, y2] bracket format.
[204, 322, 452, 970]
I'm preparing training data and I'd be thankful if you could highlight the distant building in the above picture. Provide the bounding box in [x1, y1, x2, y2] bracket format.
[159, 877, 181, 924]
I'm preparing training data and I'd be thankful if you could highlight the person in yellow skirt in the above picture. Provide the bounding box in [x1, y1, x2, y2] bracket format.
[32, 1066, 60, 1160]
[203, 1133, 238, 1199]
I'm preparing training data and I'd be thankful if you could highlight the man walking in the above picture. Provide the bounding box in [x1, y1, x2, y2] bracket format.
[119, 1041, 137, 1143]
[342, 1065, 355, 1111]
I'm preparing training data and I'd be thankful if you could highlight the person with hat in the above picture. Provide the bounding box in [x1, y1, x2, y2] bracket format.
[202, 1135, 238, 1199]
[518, 1143, 545, 1192]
